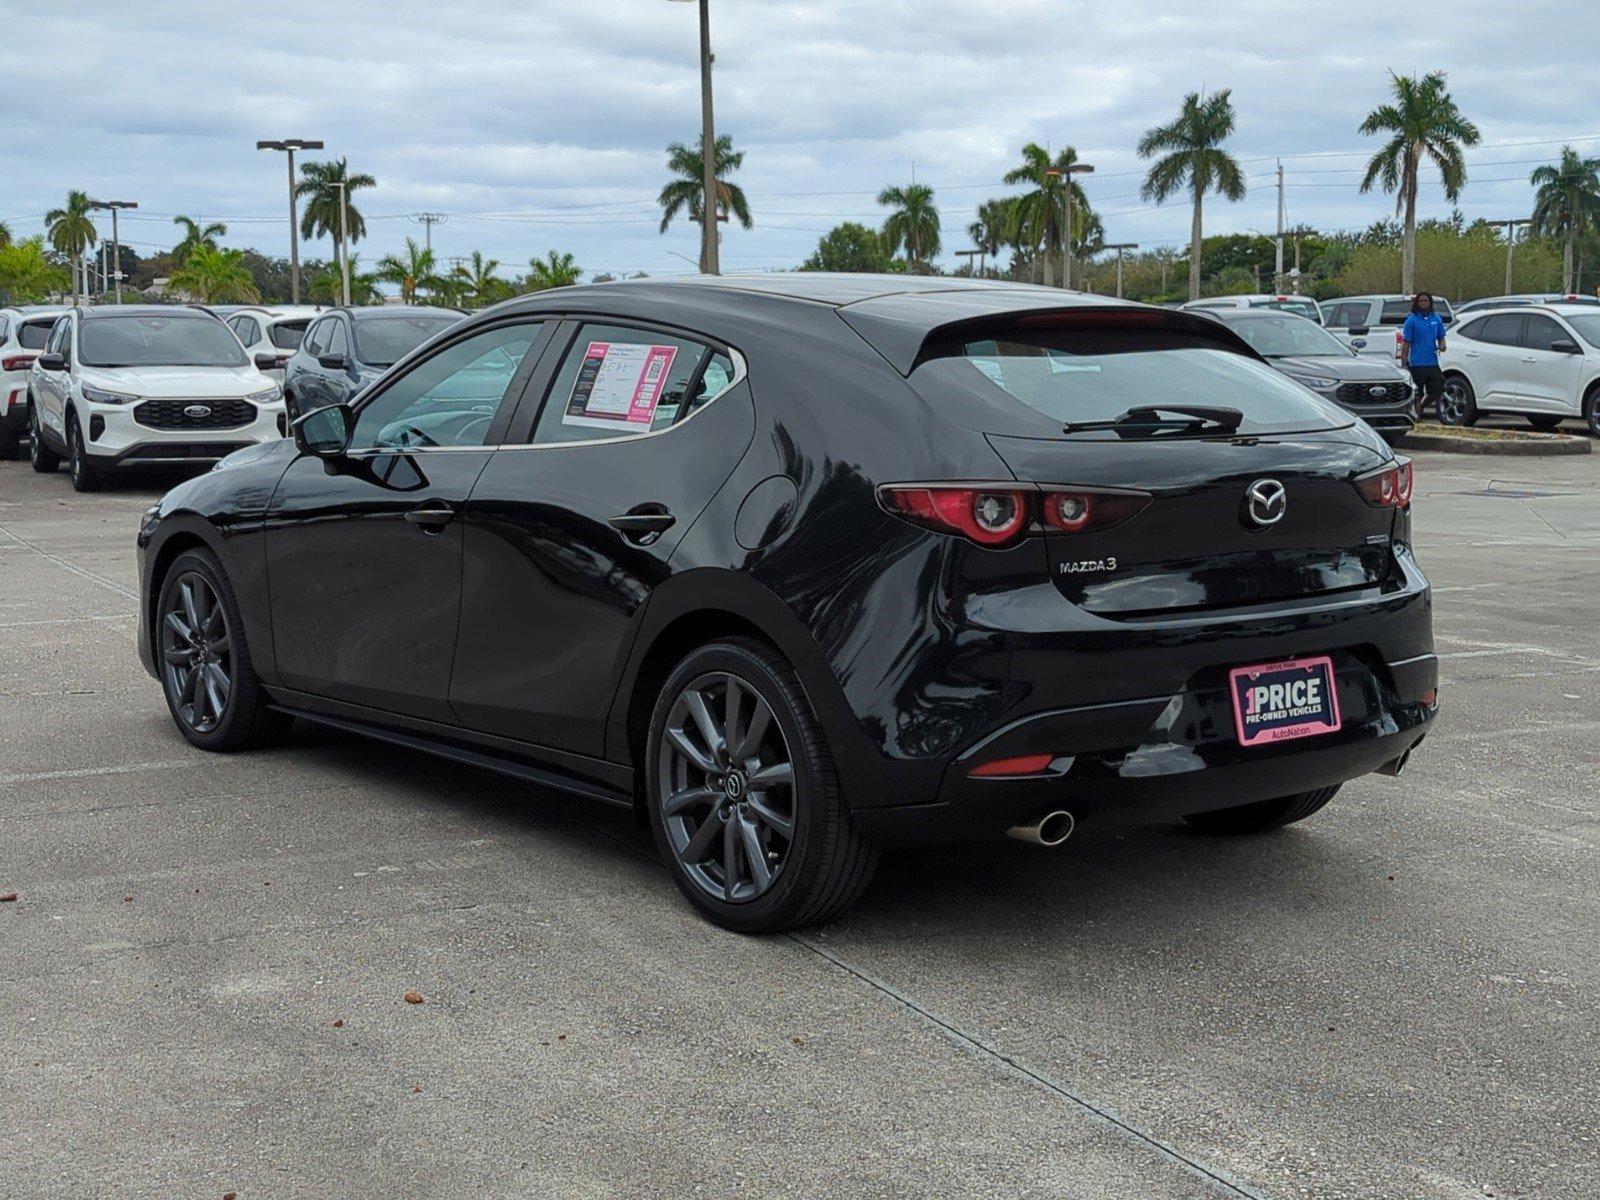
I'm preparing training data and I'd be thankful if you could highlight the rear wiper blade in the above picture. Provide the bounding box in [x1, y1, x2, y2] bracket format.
[1063, 404, 1245, 435]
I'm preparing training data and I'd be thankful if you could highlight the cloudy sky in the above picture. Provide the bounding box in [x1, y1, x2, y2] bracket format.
[3, 0, 1596, 282]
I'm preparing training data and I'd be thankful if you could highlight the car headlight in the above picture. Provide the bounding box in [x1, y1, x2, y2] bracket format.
[1285, 373, 1338, 390]
[246, 386, 282, 404]
[81, 385, 137, 405]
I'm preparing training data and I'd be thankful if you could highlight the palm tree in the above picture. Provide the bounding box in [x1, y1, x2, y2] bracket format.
[309, 255, 379, 305]
[375, 237, 446, 304]
[1139, 91, 1247, 301]
[878, 183, 941, 271]
[1530, 146, 1600, 292]
[526, 250, 581, 291]
[967, 198, 1016, 272]
[171, 215, 228, 266]
[453, 250, 510, 308]
[1358, 71, 1481, 294]
[1003, 144, 1097, 286]
[167, 245, 261, 304]
[658, 135, 753, 270]
[295, 158, 376, 278]
[44, 190, 98, 305]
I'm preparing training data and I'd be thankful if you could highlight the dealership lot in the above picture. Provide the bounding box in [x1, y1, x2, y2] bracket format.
[0, 452, 1594, 1198]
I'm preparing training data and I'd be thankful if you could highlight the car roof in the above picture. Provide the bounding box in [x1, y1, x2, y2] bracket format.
[1330, 294, 1454, 303]
[342, 305, 464, 321]
[228, 305, 324, 320]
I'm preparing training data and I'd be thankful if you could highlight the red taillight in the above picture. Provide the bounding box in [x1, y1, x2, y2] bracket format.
[968, 753, 1058, 778]
[1, 355, 35, 372]
[1357, 460, 1413, 508]
[881, 485, 1150, 547]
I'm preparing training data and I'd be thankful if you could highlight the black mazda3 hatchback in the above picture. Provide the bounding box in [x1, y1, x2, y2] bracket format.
[137, 275, 1437, 932]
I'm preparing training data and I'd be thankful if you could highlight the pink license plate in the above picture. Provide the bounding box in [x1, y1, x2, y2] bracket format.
[1228, 655, 1342, 747]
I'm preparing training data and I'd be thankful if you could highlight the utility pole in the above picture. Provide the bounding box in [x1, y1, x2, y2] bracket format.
[1487, 218, 1531, 294]
[1104, 242, 1139, 299]
[669, 0, 720, 274]
[1274, 160, 1285, 291]
[333, 182, 351, 305]
[1045, 161, 1094, 289]
[89, 200, 137, 303]
[412, 212, 447, 256]
[257, 138, 324, 305]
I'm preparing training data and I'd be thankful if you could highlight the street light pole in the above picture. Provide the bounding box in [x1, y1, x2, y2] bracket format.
[257, 139, 324, 305]
[89, 200, 137, 303]
[1045, 163, 1094, 290]
[333, 182, 352, 306]
[670, 0, 720, 274]
[1103, 242, 1139, 299]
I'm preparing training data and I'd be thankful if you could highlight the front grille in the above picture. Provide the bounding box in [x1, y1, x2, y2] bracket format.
[1335, 381, 1409, 406]
[132, 398, 255, 430]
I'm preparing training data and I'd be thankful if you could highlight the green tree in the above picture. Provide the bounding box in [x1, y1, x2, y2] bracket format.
[295, 158, 376, 279]
[1358, 71, 1480, 295]
[1529, 146, 1600, 293]
[167, 245, 262, 303]
[375, 237, 446, 304]
[1139, 90, 1247, 301]
[658, 134, 753, 271]
[453, 250, 512, 308]
[1333, 222, 1559, 298]
[525, 250, 582, 291]
[0, 220, 11, 248]
[308, 254, 380, 305]
[801, 222, 891, 273]
[171, 215, 228, 266]
[968, 198, 1020, 269]
[1002, 143, 1096, 286]
[0, 237, 69, 303]
[45, 190, 99, 305]
[878, 183, 941, 271]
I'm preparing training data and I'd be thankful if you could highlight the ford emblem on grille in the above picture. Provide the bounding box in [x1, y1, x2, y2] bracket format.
[1368, 386, 1387, 398]
[183, 404, 213, 419]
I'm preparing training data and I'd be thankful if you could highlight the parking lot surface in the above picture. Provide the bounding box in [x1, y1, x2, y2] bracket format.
[1, 450, 1595, 1199]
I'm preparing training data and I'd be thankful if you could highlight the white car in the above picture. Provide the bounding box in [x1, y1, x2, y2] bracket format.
[222, 305, 323, 384]
[1323, 294, 1457, 361]
[26, 306, 287, 492]
[1437, 304, 1600, 435]
[1454, 293, 1600, 317]
[1181, 294, 1324, 323]
[0, 306, 68, 459]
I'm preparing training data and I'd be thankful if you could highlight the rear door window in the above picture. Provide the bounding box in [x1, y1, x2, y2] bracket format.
[1476, 314, 1525, 346]
[1378, 301, 1413, 325]
[530, 323, 717, 445]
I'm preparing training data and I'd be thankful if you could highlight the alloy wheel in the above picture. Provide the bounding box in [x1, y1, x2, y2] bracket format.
[160, 572, 233, 733]
[1438, 379, 1470, 425]
[658, 671, 796, 903]
[69, 423, 84, 485]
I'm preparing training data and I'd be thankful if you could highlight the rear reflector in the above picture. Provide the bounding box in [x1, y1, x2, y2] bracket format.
[968, 753, 1057, 778]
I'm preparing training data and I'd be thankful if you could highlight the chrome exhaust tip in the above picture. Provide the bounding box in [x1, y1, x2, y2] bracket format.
[1376, 749, 1411, 777]
[1007, 809, 1075, 847]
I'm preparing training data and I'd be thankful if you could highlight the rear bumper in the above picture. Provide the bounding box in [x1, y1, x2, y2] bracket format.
[1, 379, 28, 432]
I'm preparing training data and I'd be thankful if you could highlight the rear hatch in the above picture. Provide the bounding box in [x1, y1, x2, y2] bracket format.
[902, 308, 1397, 616]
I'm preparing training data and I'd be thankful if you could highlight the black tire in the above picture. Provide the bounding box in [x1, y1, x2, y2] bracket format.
[1526, 414, 1563, 432]
[0, 424, 19, 460]
[1585, 386, 1600, 439]
[156, 548, 289, 752]
[1183, 785, 1340, 835]
[645, 637, 878, 933]
[28, 403, 60, 473]
[1437, 374, 1478, 426]
[67, 414, 102, 493]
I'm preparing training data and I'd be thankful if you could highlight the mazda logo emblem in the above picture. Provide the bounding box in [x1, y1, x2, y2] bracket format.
[1244, 478, 1287, 527]
[183, 404, 213, 419]
[1369, 386, 1388, 398]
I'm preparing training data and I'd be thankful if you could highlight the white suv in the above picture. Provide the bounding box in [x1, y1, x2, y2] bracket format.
[27, 306, 287, 492]
[1180, 294, 1324, 323]
[222, 305, 323, 385]
[1437, 304, 1600, 435]
[1, 306, 68, 459]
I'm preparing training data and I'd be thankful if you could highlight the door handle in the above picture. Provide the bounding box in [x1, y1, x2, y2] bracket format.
[404, 501, 456, 533]
[609, 505, 676, 544]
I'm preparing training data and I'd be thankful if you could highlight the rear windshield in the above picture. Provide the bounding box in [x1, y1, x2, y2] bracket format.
[1381, 298, 1454, 325]
[916, 326, 1348, 437]
[354, 316, 458, 367]
[1248, 298, 1321, 322]
[18, 320, 55, 350]
[79, 315, 246, 368]
[269, 319, 310, 350]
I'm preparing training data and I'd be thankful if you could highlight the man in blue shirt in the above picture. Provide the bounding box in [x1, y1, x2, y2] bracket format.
[1401, 292, 1448, 419]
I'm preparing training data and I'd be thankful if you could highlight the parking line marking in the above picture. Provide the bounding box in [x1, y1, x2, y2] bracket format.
[0, 760, 191, 786]
[0, 520, 138, 601]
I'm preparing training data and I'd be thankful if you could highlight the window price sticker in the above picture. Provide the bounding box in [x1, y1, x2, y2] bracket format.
[562, 341, 679, 429]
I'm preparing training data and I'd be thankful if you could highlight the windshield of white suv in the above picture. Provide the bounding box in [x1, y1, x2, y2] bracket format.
[79, 315, 247, 368]
[1563, 313, 1600, 348]
[354, 316, 458, 367]
[1223, 314, 1353, 358]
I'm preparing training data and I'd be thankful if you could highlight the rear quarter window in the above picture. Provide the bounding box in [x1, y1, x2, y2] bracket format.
[18, 320, 55, 350]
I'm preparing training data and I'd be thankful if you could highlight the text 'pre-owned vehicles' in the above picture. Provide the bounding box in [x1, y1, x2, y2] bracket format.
[281, 306, 463, 420]
[137, 275, 1437, 933]
[27, 306, 286, 491]
[1437, 303, 1600, 434]
[1194, 308, 1416, 441]
[0, 306, 66, 459]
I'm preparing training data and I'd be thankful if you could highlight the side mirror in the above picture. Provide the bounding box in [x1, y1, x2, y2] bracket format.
[292, 403, 354, 458]
[37, 352, 65, 372]
[318, 353, 348, 370]
[1348, 325, 1370, 337]
[1549, 338, 1581, 354]
[254, 352, 281, 371]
